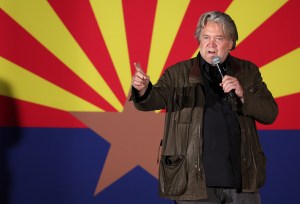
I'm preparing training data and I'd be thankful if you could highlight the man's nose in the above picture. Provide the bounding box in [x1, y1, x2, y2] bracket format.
[208, 38, 216, 47]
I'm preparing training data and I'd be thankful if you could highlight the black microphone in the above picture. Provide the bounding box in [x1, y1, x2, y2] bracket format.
[212, 56, 235, 98]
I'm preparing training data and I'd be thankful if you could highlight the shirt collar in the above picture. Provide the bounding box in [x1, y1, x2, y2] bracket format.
[200, 54, 231, 70]
[189, 53, 231, 84]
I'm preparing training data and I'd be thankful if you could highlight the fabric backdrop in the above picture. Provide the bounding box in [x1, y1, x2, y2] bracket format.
[0, 1, 299, 204]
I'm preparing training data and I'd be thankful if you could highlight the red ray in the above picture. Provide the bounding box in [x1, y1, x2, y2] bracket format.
[0, 10, 116, 112]
[122, 0, 157, 75]
[0, 96, 86, 127]
[232, 0, 300, 67]
[257, 93, 300, 130]
[163, 0, 232, 72]
[48, 0, 126, 105]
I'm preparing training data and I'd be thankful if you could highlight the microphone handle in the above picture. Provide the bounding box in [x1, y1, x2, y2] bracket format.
[228, 90, 236, 98]
[216, 64, 224, 78]
[216, 63, 236, 98]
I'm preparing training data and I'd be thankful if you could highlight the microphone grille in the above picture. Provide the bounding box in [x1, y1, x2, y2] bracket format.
[212, 56, 221, 65]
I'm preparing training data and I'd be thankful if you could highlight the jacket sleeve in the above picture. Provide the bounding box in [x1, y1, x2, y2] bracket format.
[131, 69, 173, 111]
[241, 65, 278, 124]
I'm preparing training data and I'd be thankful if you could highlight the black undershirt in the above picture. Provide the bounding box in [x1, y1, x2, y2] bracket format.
[201, 56, 242, 189]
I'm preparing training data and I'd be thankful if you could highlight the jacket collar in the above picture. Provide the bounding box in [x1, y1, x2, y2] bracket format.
[188, 53, 203, 84]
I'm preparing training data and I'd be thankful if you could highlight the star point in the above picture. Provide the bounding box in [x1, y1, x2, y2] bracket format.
[70, 100, 165, 194]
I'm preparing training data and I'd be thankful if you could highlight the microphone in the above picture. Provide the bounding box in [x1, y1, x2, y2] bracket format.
[212, 56, 235, 98]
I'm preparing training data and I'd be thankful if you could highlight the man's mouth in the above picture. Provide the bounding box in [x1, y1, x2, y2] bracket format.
[208, 51, 217, 54]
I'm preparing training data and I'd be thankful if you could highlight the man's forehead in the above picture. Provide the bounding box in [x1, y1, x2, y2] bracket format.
[201, 22, 226, 36]
[201, 30, 225, 37]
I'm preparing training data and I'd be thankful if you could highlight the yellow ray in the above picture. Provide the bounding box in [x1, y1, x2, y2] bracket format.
[0, 57, 103, 112]
[90, 0, 131, 98]
[147, 0, 190, 83]
[225, 0, 288, 45]
[192, 0, 288, 58]
[260, 47, 300, 98]
[0, 0, 122, 111]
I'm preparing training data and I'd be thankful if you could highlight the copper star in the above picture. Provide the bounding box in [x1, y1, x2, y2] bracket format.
[71, 99, 165, 195]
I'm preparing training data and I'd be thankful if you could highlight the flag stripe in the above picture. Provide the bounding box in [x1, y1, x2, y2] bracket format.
[48, 0, 127, 105]
[0, 10, 116, 112]
[90, 0, 132, 98]
[0, 57, 102, 112]
[122, 0, 157, 75]
[147, 0, 190, 83]
[225, 0, 288, 45]
[0, 96, 86, 127]
[260, 47, 300, 98]
[233, 0, 300, 67]
[1, 0, 123, 111]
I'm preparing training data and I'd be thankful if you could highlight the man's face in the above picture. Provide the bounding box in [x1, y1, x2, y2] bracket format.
[199, 21, 233, 64]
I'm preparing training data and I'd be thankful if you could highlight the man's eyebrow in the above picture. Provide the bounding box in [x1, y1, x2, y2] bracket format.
[202, 33, 224, 37]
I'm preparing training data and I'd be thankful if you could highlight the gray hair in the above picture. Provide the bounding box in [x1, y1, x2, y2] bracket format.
[195, 11, 238, 50]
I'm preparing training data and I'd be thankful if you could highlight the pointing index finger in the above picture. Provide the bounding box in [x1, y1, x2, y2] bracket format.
[134, 62, 142, 71]
[134, 62, 146, 79]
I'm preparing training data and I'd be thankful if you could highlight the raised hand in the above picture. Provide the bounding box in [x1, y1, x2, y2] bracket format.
[132, 62, 150, 96]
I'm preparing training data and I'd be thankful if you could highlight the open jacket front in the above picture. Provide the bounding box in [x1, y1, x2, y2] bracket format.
[131, 54, 278, 201]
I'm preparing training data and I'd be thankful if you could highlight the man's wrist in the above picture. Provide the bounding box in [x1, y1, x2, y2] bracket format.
[138, 86, 148, 97]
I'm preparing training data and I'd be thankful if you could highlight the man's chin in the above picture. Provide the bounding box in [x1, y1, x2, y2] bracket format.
[204, 56, 215, 65]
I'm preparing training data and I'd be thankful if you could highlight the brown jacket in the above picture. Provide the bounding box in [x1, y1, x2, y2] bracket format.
[132, 54, 278, 200]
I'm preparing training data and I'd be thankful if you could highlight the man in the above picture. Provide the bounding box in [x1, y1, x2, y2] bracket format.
[131, 11, 278, 204]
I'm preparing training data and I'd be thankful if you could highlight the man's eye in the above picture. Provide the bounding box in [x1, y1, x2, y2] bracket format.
[216, 37, 223, 41]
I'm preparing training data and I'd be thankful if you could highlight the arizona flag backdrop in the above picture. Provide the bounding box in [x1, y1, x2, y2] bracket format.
[0, 0, 299, 204]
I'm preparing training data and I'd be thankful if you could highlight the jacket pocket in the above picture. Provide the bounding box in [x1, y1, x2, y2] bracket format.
[159, 155, 187, 196]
